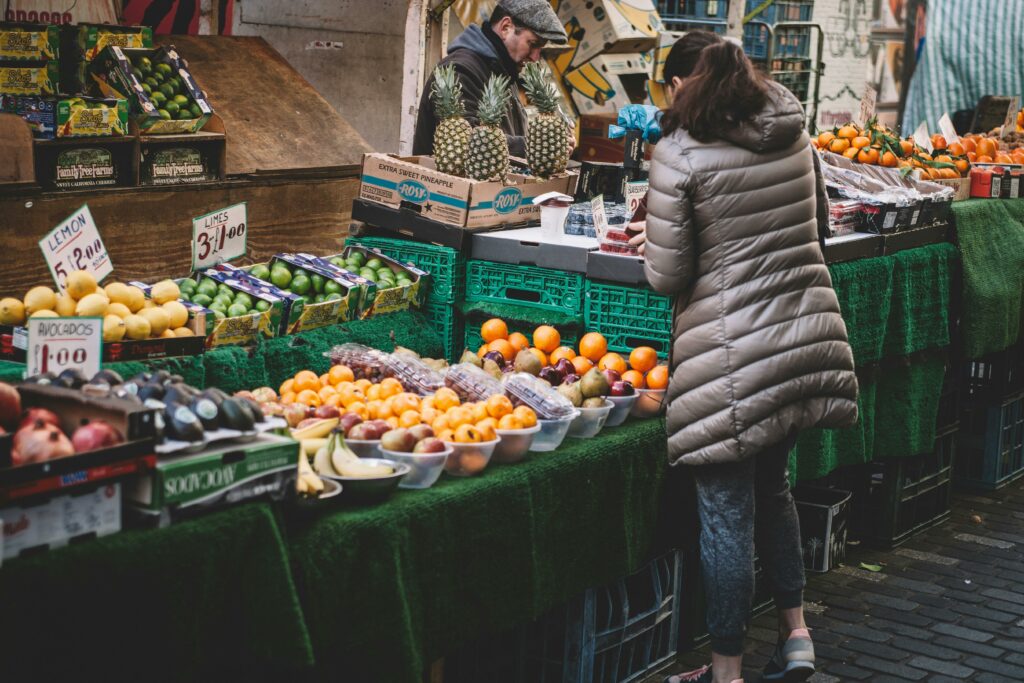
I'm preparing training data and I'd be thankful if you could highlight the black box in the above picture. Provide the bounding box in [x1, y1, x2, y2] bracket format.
[574, 160, 639, 203]
[793, 485, 852, 572]
[33, 134, 136, 190]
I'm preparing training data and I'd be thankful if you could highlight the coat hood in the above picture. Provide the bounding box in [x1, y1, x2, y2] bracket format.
[449, 24, 498, 61]
[720, 82, 806, 153]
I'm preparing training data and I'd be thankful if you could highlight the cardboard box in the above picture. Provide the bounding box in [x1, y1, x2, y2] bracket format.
[192, 267, 302, 345]
[89, 45, 213, 135]
[138, 119, 226, 185]
[565, 52, 652, 116]
[33, 134, 136, 190]
[331, 247, 427, 317]
[244, 254, 368, 331]
[970, 163, 1024, 199]
[126, 433, 297, 519]
[1, 94, 128, 139]
[358, 153, 579, 230]
[0, 60, 59, 95]
[470, 226, 597, 273]
[1, 482, 120, 560]
[932, 176, 971, 202]
[556, 0, 663, 69]
[0, 22, 60, 61]
[650, 30, 685, 83]
[74, 23, 153, 62]
[574, 160, 641, 202]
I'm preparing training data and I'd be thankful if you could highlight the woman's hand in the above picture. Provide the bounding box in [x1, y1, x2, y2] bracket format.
[628, 220, 646, 255]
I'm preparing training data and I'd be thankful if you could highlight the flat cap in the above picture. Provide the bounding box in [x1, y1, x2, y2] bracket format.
[498, 0, 568, 44]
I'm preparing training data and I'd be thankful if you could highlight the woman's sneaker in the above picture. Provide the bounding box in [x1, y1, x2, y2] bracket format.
[665, 665, 743, 683]
[761, 629, 815, 681]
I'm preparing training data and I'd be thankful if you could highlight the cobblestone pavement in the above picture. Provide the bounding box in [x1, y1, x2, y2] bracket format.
[649, 479, 1024, 682]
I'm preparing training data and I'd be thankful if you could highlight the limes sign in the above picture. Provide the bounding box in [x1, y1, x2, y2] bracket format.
[26, 316, 103, 380]
[192, 202, 247, 270]
[39, 204, 113, 293]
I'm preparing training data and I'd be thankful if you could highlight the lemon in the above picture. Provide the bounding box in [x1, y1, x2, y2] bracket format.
[139, 307, 170, 336]
[0, 298, 25, 325]
[29, 310, 58, 318]
[162, 301, 189, 328]
[55, 294, 77, 317]
[24, 286, 57, 316]
[102, 314, 126, 342]
[75, 292, 109, 317]
[143, 300, 156, 309]
[160, 329, 177, 339]
[104, 282, 132, 306]
[123, 314, 151, 340]
[125, 285, 146, 313]
[107, 302, 131, 319]
[65, 270, 98, 300]
[172, 327, 194, 337]
[151, 280, 180, 305]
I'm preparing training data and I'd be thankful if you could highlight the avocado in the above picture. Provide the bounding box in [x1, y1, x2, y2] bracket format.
[220, 398, 255, 432]
[237, 396, 265, 424]
[189, 396, 221, 431]
[57, 368, 89, 389]
[91, 369, 124, 386]
[164, 404, 204, 442]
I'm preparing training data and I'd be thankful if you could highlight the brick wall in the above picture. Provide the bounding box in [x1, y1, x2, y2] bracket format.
[812, 0, 873, 131]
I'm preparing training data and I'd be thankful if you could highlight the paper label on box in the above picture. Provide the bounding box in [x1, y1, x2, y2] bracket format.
[39, 204, 113, 292]
[192, 202, 247, 270]
[883, 212, 897, 230]
[938, 113, 959, 144]
[1011, 178, 1020, 198]
[26, 317, 103, 380]
[911, 209, 921, 226]
[992, 176, 1002, 197]
[1002, 96, 1020, 141]
[912, 122, 932, 153]
[591, 194, 609, 239]
[626, 181, 649, 219]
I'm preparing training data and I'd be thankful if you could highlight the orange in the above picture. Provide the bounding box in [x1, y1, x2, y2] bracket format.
[934, 154, 953, 164]
[995, 153, 1014, 164]
[476, 417, 497, 441]
[513, 405, 537, 428]
[392, 392, 421, 415]
[296, 389, 322, 407]
[570, 355, 594, 375]
[399, 409, 422, 428]
[856, 147, 879, 164]
[433, 387, 461, 411]
[646, 365, 669, 390]
[947, 141, 965, 157]
[598, 352, 627, 374]
[977, 137, 997, 159]
[319, 372, 331, 388]
[843, 146, 859, 160]
[549, 346, 577, 363]
[432, 415, 451, 433]
[481, 318, 509, 343]
[529, 347, 548, 366]
[488, 339, 516, 362]
[930, 134, 947, 151]
[386, 416, 400, 429]
[379, 377, 403, 398]
[454, 424, 483, 443]
[477, 344, 489, 359]
[851, 135, 870, 149]
[817, 131, 835, 147]
[293, 370, 319, 393]
[532, 325, 561, 353]
[340, 387, 366, 409]
[447, 406, 473, 429]
[880, 151, 898, 168]
[329, 364, 355, 385]
[469, 401, 489, 422]
[498, 414, 525, 430]
[365, 384, 382, 402]
[381, 396, 396, 417]
[836, 125, 858, 139]
[325, 393, 343, 408]
[354, 378, 373, 393]
[318, 385, 337, 402]
[347, 401, 369, 420]
[485, 394, 514, 419]
[280, 391, 297, 405]
[827, 137, 850, 154]
[628, 346, 658, 373]
[938, 167, 959, 179]
[899, 139, 915, 156]
[954, 158, 970, 175]
[961, 137, 977, 154]
[279, 378, 295, 396]
[622, 369, 646, 389]
[421, 396, 436, 411]
[507, 332, 530, 352]
[976, 154, 993, 163]
[967, 151, 978, 163]
[366, 399, 384, 419]
[578, 332, 608, 362]
[420, 407, 439, 424]
[437, 428, 456, 443]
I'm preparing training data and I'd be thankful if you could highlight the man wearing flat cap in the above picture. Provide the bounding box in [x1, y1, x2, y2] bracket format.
[413, 0, 571, 160]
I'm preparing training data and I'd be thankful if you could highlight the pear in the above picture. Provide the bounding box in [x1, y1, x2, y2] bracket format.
[460, 349, 482, 368]
[557, 381, 584, 407]
[513, 348, 542, 376]
[580, 367, 610, 399]
[483, 358, 502, 379]
[583, 397, 607, 408]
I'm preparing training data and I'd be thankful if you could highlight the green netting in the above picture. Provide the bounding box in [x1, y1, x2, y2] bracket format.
[872, 350, 948, 459]
[883, 243, 956, 357]
[0, 356, 205, 387]
[827, 255, 895, 366]
[952, 199, 1024, 358]
[203, 343, 270, 394]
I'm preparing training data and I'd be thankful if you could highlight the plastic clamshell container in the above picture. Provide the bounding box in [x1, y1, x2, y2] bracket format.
[380, 353, 444, 395]
[381, 446, 451, 489]
[630, 389, 667, 418]
[605, 393, 639, 427]
[502, 372, 577, 420]
[492, 424, 542, 464]
[325, 343, 387, 381]
[445, 363, 502, 402]
[567, 400, 614, 438]
[530, 410, 580, 452]
[444, 438, 500, 476]
[346, 438, 381, 459]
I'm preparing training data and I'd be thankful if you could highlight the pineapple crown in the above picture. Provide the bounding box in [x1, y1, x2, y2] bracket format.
[430, 64, 466, 120]
[521, 62, 560, 115]
[477, 74, 511, 127]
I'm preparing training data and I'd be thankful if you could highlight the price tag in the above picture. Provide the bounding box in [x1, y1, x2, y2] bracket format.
[1002, 96, 1020, 141]
[590, 194, 608, 240]
[857, 84, 877, 128]
[192, 202, 247, 270]
[912, 121, 932, 153]
[625, 181, 649, 221]
[938, 113, 960, 144]
[26, 317, 102, 380]
[38, 205, 112, 293]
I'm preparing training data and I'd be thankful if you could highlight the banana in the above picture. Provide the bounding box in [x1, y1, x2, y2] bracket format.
[330, 432, 393, 478]
[297, 451, 325, 495]
[291, 417, 339, 441]
[300, 438, 329, 457]
[300, 471, 325, 493]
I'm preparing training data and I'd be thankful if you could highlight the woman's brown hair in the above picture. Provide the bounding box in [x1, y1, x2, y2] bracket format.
[661, 40, 770, 142]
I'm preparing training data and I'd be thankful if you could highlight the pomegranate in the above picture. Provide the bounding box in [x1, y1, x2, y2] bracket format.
[19, 407, 60, 431]
[12, 421, 73, 465]
[71, 420, 124, 453]
[0, 382, 21, 430]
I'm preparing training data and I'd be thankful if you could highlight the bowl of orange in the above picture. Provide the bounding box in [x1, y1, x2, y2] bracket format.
[631, 389, 667, 418]
[530, 411, 579, 452]
[492, 424, 542, 463]
[444, 437, 501, 476]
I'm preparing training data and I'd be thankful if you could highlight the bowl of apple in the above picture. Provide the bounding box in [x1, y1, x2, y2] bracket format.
[379, 425, 452, 489]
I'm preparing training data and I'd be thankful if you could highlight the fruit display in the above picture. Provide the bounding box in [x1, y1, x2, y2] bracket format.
[0, 94, 129, 139]
[130, 54, 202, 122]
[522, 61, 570, 179]
[326, 343, 444, 394]
[329, 249, 411, 292]
[466, 73, 511, 182]
[0, 271, 197, 342]
[0, 22, 60, 62]
[813, 121, 970, 179]
[178, 274, 271, 321]
[327, 246, 427, 316]
[430, 63, 471, 177]
[0, 60, 59, 96]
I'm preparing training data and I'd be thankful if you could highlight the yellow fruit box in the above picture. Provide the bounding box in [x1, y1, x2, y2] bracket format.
[358, 153, 579, 230]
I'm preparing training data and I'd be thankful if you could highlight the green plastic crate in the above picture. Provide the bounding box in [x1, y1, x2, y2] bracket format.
[585, 281, 672, 356]
[425, 300, 466, 363]
[464, 318, 579, 357]
[465, 261, 585, 317]
[346, 236, 465, 304]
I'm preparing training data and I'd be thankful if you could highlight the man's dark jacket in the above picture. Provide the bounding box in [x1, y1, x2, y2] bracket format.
[413, 23, 528, 158]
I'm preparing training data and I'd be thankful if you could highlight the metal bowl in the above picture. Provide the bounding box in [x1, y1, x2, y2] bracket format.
[323, 458, 411, 504]
[290, 477, 343, 514]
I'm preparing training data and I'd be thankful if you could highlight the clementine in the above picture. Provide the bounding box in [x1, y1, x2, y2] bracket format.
[621, 369, 646, 389]
[486, 394, 515, 419]
[481, 318, 509, 343]
[646, 365, 669, 390]
[532, 325, 561, 353]
[598, 352, 627, 374]
[628, 346, 658, 372]
[513, 405, 538, 428]
[570, 355, 594, 375]
[507, 332, 530, 352]
[293, 370, 319, 393]
[549, 346, 577, 363]
[328, 364, 355, 385]
[578, 332, 608, 362]
[488, 338, 516, 362]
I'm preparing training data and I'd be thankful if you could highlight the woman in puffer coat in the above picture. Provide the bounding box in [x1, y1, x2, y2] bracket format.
[648, 36, 859, 683]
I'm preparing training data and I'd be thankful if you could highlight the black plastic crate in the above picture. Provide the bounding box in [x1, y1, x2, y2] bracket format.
[956, 392, 1024, 491]
[963, 341, 1024, 402]
[936, 364, 961, 436]
[793, 486, 851, 573]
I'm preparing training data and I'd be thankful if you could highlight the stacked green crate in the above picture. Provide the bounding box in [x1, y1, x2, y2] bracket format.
[584, 280, 672, 356]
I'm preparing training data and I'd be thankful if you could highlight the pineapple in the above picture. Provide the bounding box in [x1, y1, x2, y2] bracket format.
[522, 62, 569, 178]
[430, 64, 471, 177]
[466, 74, 511, 182]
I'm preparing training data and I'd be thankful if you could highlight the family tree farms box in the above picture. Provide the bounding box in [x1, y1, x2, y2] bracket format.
[359, 154, 578, 229]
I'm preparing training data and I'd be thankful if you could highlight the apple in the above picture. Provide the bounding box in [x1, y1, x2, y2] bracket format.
[408, 424, 434, 442]
[554, 358, 575, 377]
[315, 404, 340, 419]
[381, 428, 417, 453]
[539, 366, 563, 386]
[413, 437, 447, 453]
[610, 380, 636, 397]
[284, 403, 309, 428]
[295, 417, 322, 431]
[483, 351, 506, 368]
[562, 373, 580, 385]
[250, 387, 278, 404]
[365, 420, 391, 440]
[346, 423, 375, 441]
[602, 369, 622, 386]
[339, 412, 363, 434]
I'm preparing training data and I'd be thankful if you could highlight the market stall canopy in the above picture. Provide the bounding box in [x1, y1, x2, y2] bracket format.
[155, 35, 373, 174]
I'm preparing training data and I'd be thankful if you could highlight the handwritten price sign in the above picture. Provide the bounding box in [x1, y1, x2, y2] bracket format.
[192, 202, 247, 270]
[26, 317, 102, 379]
[39, 205, 112, 292]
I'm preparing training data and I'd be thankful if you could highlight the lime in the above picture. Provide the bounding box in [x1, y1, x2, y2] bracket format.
[212, 309, 226, 321]
[144, 77, 159, 90]
[178, 292, 191, 302]
[325, 292, 342, 301]
[310, 273, 325, 293]
[141, 83, 152, 95]
[291, 274, 311, 295]
[365, 258, 384, 270]
[254, 300, 271, 312]
[192, 293, 212, 307]
[250, 264, 270, 280]
[150, 91, 166, 106]
[155, 63, 173, 77]
[200, 277, 218, 290]
[165, 101, 180, 116]
[195, 283, 216, 300]
[348, 252, 366, 267]
[172, 94, 189, 107]
[132, 67, 143, 80]
[212, 295, 233, 309]
[159, 83, 175, 99]
[359, 268, 376, 280]
[323, 281, 342, 296]
[180, 277, 198, 291]
[208, 301, 227, 313]
[157, 109, 172, 120]
[270, 267, 292, 289]
[137, 57, 153, 73]
[176, 109, 192, 120]
[313, 294, 326, 304]
[227, 303, 249, 318]
[233, 292, 253, 309]
[330, 257, 347, 268]
[216, 284, 234, 297]
[190, 103, 203, 118]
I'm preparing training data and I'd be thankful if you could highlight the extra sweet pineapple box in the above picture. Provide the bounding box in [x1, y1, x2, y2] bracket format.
[359, 153, 578, 230]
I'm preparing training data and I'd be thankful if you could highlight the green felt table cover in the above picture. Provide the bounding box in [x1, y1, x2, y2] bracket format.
[952, 199, 1024, 358]
[0, 353, 206, 387]
[0, 503, 314, 681]
[286, 418, 668, 683]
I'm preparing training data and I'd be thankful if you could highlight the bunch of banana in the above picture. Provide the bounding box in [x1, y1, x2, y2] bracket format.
[313, 430, 393, 479]
[296, 451, 325, 496]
